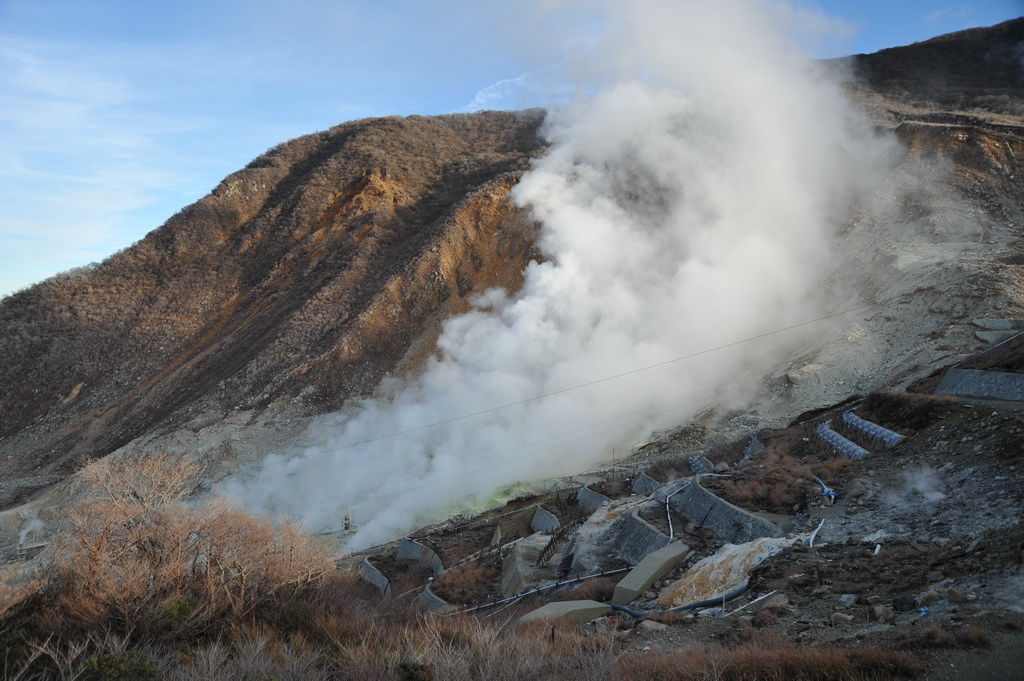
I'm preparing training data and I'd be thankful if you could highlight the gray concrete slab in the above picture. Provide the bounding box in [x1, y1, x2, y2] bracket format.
[973, 318, 1024, 330]
[611, 541, 690, 605]
[519, 599, 611, 624]
[937, 368, 1024, 402]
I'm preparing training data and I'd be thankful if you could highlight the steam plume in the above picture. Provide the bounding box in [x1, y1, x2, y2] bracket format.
[225, 0, 896, 549]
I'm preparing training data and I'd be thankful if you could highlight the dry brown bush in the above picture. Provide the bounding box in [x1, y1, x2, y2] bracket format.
[430, 560, 500, 605]
[561, 576, 617, 603]
[36, 454, 333, 637]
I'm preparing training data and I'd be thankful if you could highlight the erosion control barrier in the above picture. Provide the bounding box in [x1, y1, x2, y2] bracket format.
[738, 435, 765, 467]
[667, 480, 784, 544]
[577, 485, 610, 512]
[690, 456, 715, 475]
[631, 473, 662, 496]
[841, 412, 905, 448]
[397, 538, 444, 575]
[416, 585, 449, 611]
[608, 509, 672, 565]
[816, 421, 868, 460]
[611, 541, 691, 605]
[530, 506, 560, 534]
[519, 599, 611, 624]
[936, 368, 1024, 402]
[360, 557, 390, 594]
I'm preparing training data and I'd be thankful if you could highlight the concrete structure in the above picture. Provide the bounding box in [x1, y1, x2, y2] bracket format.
[976, 330, 1017, 344]
[816, 421, 869, 459]
[519, 599, 611, 624]
[360, 557, 390, 594]
[500, 534, 552, 596]
[937, 368, 1024, 402]
[973, 318, 1024, 330]
[530, 506, 560, 534]
[842, 412, 904, 448]
[611, 541, 690, 605]
[690, 456, 715, 475]
[577, 485, 610, 512]
[667, 480, 784, 544]
[608, 509, 672, 564]
[739, 435, 765, 467]
[397, 538, 444, 575]
[416, 585, 448, 611]
[631, 473, 662, 496]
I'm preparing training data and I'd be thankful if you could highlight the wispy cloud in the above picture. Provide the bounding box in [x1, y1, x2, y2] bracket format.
[460, 65, 576, 112]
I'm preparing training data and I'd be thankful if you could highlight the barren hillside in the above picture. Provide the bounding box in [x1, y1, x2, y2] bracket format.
[0, 111, 545, 479]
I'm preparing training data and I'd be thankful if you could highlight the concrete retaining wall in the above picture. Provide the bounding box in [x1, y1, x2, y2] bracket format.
[530, 506, 560, 534]
[611, 541, 690, 605]
[668, 480, 784, 544]
[360, 557, 390, 594]
[608, 509, 672, 565]
[690, 456, 714, 475]
[416, 585, 449, 611]
[937, 368, 1024, 402]
[397, 538, 444, 575]
[816, 421, 869, 459]
[739, 435, 765, 467]
[631, 473, 662, 496]
[500, 549, 527, 596]
[577, 486, 610, 512]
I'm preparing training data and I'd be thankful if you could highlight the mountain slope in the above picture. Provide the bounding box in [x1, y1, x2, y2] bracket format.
[0, 111, 545, 477]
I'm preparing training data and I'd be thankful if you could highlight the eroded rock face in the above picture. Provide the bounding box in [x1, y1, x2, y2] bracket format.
[0, 111, 546, 477]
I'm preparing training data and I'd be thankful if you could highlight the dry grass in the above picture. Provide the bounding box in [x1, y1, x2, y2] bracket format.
[616, 634, 923, 680]
[862, 391, 960, 432]
[901, 624, 991, 650]
[431, 559, 501, 605]
[703, 432, 854, 513]
[561, 577, 617, 603]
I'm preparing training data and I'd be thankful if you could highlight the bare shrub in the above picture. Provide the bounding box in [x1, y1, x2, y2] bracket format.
[40, 454, 333, 637]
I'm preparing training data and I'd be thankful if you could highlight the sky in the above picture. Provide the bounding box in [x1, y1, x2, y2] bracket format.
[1, 0, 1021, 297]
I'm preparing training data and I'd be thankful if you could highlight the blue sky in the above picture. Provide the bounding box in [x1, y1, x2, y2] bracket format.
[1, 0, 1020, 297]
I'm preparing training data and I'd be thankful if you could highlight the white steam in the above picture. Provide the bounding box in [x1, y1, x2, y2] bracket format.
[225, 0, 897, 549]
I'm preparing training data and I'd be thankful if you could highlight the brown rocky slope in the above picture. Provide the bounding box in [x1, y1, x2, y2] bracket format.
[0, 110, 545, 478]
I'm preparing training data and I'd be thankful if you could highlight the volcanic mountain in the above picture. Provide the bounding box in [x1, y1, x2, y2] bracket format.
[0, 18, 1022, 507]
